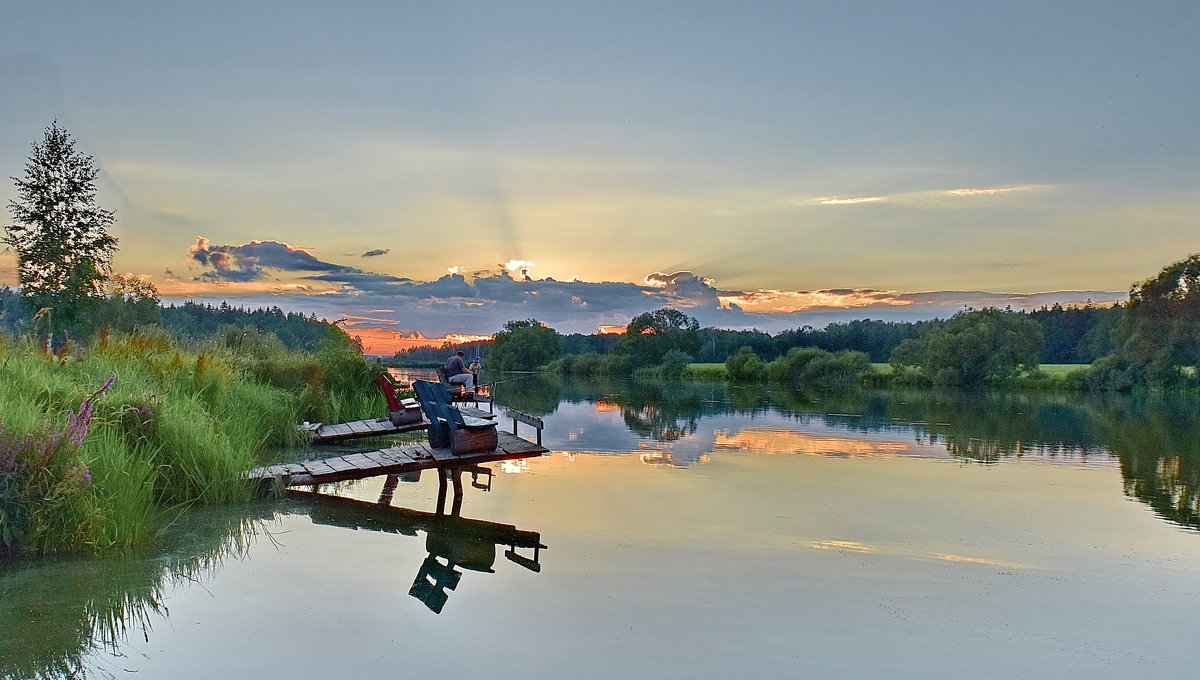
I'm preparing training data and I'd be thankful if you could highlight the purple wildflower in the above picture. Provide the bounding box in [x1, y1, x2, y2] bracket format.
[39, 432, 63, 462]
[66, 373, 117, 446]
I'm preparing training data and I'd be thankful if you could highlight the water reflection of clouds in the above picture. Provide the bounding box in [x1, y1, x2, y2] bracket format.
[541, 398, 1120, 468]
[499, 459, 530, 474]
[713, 427, 944, 460]
[638, 448, 711, 468]
[809, 539, 1027, 569]
[544, 402, 951, 467]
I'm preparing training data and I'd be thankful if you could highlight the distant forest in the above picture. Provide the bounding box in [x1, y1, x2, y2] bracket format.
[159, 301, 344, 351]
[390, 303, 1123, 367]
[0, 285, 1124, 368]
[0, 289, 346, 352]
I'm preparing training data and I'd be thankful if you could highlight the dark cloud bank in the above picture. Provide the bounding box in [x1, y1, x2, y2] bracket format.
[178, 238, 1127, 336]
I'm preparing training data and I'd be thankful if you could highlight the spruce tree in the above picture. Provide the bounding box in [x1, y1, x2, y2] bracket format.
[5, 122, 118, 315]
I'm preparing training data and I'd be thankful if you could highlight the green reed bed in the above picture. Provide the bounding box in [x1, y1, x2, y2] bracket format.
[0, 330, 386, 557]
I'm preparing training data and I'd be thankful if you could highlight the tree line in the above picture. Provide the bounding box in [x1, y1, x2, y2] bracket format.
[394, 302, 1127, 383]
[395, 254, 1200, 392]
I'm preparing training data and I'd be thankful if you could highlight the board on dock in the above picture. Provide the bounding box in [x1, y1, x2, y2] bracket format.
[303, 403, 495, 445]
[247, 430, 546, 489]
[303, 416, 426, 444]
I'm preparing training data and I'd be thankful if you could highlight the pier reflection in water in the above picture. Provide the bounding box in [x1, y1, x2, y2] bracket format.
[292, 486, 546, 614]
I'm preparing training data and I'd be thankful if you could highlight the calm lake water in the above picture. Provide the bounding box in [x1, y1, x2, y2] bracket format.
[4, 375, 1200, 679]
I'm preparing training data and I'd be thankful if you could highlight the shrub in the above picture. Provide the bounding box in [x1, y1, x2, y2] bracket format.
[658, 350, 693, 378]
[765, 347, 873, 390]
[725, 346, 764, 381]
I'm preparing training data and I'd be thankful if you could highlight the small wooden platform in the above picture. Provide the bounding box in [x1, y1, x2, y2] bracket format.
[247, 430, 547, 489]
[304, 406, 496, 445]
[303, 417, 426, 444]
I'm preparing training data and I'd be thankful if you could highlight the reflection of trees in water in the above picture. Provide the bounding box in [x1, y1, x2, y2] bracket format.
[791, 388, 1200, 531]
[618, 381, 703, 441]
[491, 373, 562, 416]
[556, 377, 719, 441]
[0, 505, 272, 680]
[873, 391, 1109, 464]
[1094, 394, 1200, 531]
[844, 390, 1200, 530]
[552, 375, 1200, 532]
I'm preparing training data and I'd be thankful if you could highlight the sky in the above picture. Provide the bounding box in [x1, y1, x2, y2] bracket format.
[1, 1, 1196, 352]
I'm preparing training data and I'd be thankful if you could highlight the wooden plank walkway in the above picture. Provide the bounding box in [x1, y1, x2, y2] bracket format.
[303, 416, 426, 444]
[304, 405, 496, 445]
[247, 430, 547, 489]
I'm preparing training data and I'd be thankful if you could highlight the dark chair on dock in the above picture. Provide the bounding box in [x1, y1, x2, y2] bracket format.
[413, 380, 498, 455]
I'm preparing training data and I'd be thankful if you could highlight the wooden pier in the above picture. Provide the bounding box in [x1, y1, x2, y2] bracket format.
[247, 430, 547, 489]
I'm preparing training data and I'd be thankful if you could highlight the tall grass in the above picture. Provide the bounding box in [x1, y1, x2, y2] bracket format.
[0, 329, 385, 556]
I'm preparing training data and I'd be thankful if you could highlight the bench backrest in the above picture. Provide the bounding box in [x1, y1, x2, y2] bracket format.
[412, 380, 451, 448]
[376, 374, 403, 412]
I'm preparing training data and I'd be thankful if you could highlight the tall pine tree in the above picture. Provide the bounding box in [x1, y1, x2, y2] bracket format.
[5, 122, 118, 316]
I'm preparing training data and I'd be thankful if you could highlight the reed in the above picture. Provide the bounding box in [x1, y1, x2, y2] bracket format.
[0, 330, 383, 556]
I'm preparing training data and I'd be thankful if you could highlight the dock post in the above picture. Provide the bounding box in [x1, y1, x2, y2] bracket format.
[436, 469, 449, 515]
[450, 467, 465, 516]
[378, 474, 400, 505]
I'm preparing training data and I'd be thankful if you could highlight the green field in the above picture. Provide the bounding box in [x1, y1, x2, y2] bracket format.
[685, 363, 727, 379]
[691, 362, 1092, 380]
[1038, 364, 1090, 377]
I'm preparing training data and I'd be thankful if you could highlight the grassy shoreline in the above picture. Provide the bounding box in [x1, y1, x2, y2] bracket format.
[0, 330, 386, 558]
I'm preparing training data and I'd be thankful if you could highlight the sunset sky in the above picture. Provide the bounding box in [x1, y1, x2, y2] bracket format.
[2, 1, 1196, 352]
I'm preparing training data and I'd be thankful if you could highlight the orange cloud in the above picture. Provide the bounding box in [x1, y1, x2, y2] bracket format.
[350, 327, 493, 355]
[717, 288, 915, 313]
